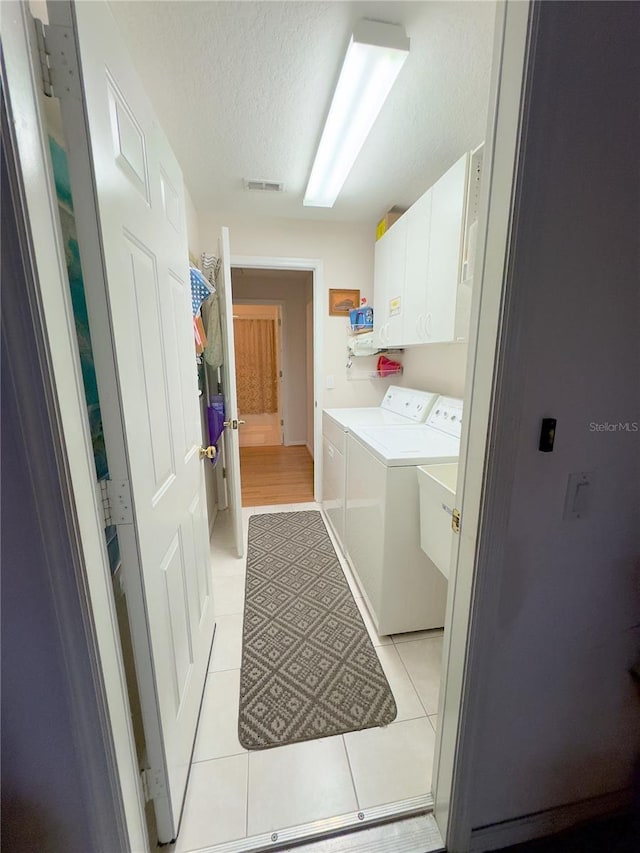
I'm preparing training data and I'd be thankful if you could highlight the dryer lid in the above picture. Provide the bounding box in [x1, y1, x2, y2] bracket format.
[351, 424, 460, 466]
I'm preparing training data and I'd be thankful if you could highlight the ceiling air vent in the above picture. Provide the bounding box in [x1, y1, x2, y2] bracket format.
[243, 179, 285, 193]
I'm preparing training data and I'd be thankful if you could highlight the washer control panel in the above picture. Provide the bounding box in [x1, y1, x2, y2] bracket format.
[381, 386, 439, 422]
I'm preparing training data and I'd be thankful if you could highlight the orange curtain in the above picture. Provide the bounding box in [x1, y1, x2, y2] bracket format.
[233, 318, 278, 414]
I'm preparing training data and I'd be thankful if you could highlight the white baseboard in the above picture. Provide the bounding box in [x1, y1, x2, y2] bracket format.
[306, 441, 314, 459]
[284, 440, 307, 447]
[470, 788, 633, 852]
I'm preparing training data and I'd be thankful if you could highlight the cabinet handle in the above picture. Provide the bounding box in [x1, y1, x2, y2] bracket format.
[419, 314, 427, 340]
[425, 313, 433, 339]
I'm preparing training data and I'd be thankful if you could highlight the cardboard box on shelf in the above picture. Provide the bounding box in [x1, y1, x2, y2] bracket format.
[376, 207, 405, 240]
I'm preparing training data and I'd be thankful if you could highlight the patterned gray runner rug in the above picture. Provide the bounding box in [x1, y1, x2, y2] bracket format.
[238, 511, 397, 749]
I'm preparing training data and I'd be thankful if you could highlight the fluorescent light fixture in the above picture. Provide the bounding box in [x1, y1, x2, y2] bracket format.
[303, 20, 410, 208]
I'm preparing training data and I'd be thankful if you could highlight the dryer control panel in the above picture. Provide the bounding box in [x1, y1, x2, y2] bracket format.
[426, 397, 464, 438]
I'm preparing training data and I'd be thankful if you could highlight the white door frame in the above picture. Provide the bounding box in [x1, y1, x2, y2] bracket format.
[232, 298, 286, 446]
[1, 3, 147, 848]
[432, 1, 534, 849]
[230, 255, 323, 500]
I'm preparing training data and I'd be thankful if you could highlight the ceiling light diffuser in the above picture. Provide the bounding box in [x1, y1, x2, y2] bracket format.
[303, 19, 410, 208]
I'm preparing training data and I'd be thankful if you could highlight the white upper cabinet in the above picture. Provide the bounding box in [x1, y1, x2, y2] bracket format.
[373, 152, 472, 347]
[374, 215, 408, 348]
[425, 154, 468, 342]
[403, 187, 433, 345]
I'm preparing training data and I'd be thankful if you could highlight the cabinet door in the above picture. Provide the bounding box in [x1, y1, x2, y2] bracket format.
[322, 436, 345, 547]
[385, 216, 408, 347]
[425, 154, 468, 343]
[403, 188, 432, 345]
[373, 231, 391, 347]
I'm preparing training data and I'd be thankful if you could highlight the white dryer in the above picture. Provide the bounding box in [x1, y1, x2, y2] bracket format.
[345, 397, 463, 635]
[322, 387, 438, 548]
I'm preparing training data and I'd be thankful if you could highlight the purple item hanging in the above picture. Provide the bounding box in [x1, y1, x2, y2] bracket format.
[207, 395, 225, 450]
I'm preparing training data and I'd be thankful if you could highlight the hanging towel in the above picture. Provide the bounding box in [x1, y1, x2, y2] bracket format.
[200, 252, 221, 287]
[194, 314, 207, 354]
[201, 293, 223, 369]
[190, 266, 213, 317]
[198, 252, 224, 369]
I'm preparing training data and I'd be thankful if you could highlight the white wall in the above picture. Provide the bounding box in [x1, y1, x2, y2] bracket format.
[232, 271, 311, 445]
[199, 215, 398, 413]
[402, 342, 468, 399]
[469, 0, 640, 830]
[184, 183, 201, 258]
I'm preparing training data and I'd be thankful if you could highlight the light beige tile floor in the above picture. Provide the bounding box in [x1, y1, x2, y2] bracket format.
[344, 717, 436, 809]
[247, 736, 358, 835]
[173, 504, 444, 852]
[174, 754, 247, 853]
[193, 670, 246, 762]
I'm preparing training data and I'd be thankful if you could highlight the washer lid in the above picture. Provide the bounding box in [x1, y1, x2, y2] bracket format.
[323, 407, 413, 429]
[351, 424, 460, 466]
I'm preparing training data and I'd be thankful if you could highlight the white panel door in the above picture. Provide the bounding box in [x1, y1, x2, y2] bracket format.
[217, 227, 244, 558]
[47, 1, 215, 842]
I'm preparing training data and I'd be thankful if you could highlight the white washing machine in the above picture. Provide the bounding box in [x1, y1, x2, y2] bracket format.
[345, 397, 463, 635]
[322, 387, 438, 549]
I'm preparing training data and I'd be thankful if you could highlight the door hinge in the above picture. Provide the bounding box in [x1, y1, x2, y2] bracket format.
[33, 19, 81, 101]
[280, 419, 284, 426]
[222, 467, 227, 479]
[140, 767, 166, 802]
[279, 370, 283, 378]
[98, 479, 134, 528]
[452, 508, 461, 534]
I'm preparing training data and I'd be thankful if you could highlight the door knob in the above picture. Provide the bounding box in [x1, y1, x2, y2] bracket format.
[223, 419, 246, 430]
[199, 445, 217, 460]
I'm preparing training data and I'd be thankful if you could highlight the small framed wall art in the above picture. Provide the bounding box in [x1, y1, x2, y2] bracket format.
[329, 288, 360, 316]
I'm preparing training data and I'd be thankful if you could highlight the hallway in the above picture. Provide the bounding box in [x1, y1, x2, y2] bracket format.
[240, 445, 314, 506]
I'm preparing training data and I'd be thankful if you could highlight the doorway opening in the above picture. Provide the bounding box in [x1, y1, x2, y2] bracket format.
[231, 267, 315, 507]
[233, 303, 283, 448]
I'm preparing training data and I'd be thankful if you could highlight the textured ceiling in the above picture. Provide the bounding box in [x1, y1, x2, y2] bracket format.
[109, 1, 496, 224]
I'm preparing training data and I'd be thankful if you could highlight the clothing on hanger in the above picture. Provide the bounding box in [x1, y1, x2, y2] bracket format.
[190, 266, 213, 316]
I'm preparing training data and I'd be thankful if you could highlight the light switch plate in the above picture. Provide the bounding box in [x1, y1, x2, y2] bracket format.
[563, 471, 594, 520]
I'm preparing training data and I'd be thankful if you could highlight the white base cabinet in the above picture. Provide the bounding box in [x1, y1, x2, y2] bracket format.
[322, 434, 345, 547]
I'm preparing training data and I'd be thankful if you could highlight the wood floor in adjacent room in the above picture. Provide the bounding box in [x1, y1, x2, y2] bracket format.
[240, 445, 314, 506]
